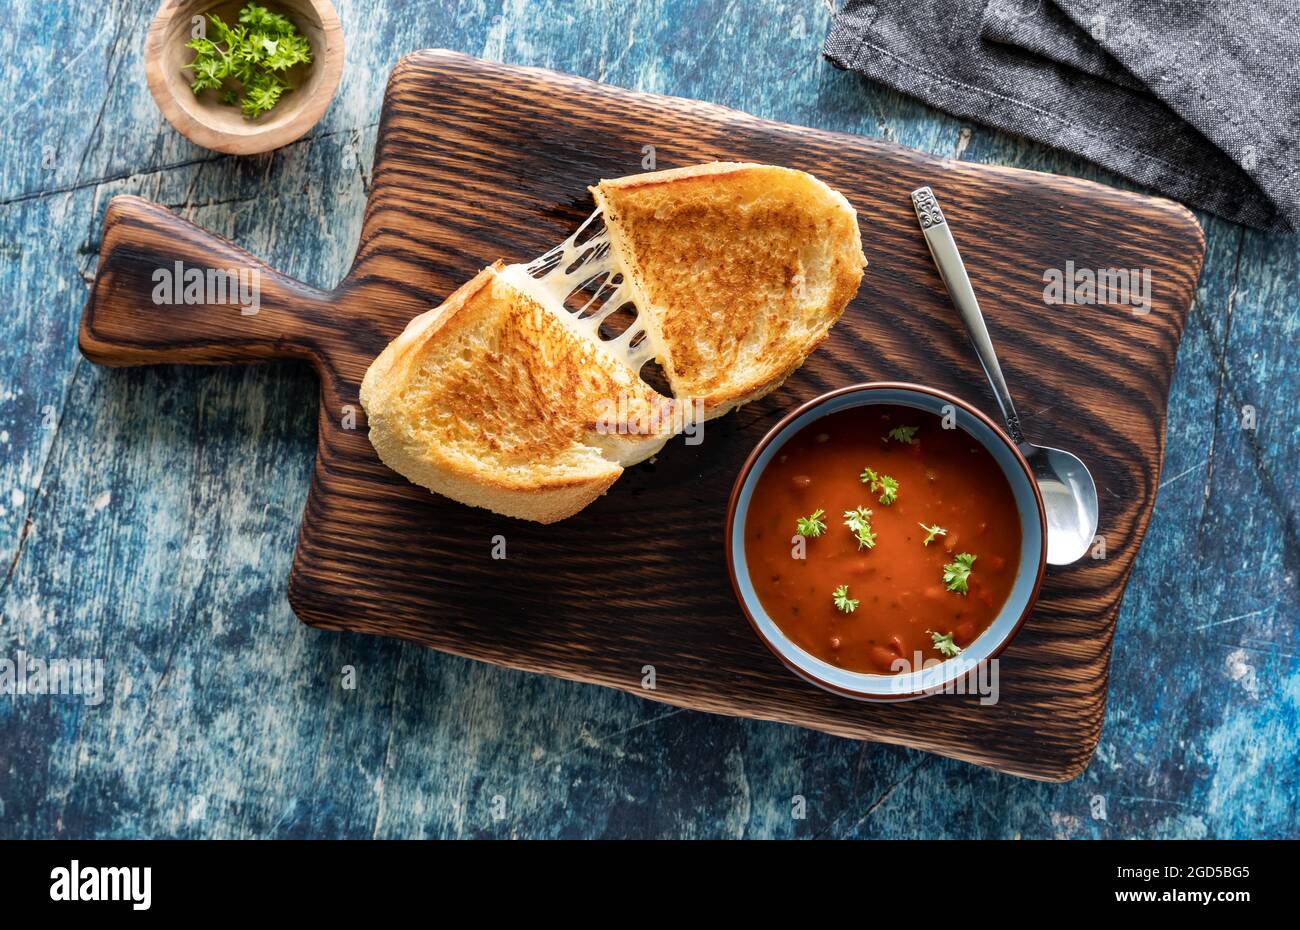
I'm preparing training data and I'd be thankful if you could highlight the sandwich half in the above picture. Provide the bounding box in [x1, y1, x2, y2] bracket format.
[591, 162, 866, 417]
[360, 263, 675, 523]
[361, 162, 865, 522]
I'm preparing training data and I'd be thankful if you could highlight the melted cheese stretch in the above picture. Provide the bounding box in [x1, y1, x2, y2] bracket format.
[497, 209, 662, 376]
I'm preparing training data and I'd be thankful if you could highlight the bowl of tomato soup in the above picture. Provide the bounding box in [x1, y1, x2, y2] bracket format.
[726, 383, 1046, 700]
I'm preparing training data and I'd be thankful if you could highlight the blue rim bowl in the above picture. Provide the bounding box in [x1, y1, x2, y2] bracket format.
[725, 382, 1047, 701]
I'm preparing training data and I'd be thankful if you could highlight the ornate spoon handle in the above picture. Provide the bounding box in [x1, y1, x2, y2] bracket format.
[911, 186, 1024, 446]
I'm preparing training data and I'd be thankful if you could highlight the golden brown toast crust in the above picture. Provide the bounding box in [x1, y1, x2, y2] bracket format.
[360, 264, 672, 523]
[592, 162, 865, 416]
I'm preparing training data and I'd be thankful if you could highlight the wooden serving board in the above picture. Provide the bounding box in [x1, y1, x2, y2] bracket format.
[80, 50, 1203, 781]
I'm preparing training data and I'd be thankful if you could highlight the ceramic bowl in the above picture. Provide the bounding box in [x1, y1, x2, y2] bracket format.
[725, 382, 1047, 701]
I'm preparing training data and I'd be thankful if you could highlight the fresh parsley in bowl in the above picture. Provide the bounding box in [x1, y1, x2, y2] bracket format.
[144, 0, 344, 154]
[185, 3, 314, 119]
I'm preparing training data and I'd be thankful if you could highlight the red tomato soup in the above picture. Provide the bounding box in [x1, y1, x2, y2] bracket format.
[743, 404, 1022, 675]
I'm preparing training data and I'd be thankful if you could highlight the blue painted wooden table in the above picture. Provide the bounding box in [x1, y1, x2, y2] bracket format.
[1, 1, 1296, 839]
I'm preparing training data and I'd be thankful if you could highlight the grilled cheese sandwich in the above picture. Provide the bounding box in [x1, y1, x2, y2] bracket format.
[360, 162, 866, 522]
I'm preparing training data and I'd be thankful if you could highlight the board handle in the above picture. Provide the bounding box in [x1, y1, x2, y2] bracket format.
[80, 195, 334, 368]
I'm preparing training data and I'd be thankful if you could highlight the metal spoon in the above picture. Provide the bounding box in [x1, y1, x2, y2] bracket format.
[910, 186, 1099, 565]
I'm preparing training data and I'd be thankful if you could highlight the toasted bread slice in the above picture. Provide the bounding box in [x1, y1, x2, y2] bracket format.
[360, 263, 674, 523]
[591, 162, 866, 417]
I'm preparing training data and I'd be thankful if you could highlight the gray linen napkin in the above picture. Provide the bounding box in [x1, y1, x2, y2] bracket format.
[982, 0, 1145, 91]
[824, 0, 1299, 231]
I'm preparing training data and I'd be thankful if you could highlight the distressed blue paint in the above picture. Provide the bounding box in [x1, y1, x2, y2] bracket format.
[0, 1, 1296, 839]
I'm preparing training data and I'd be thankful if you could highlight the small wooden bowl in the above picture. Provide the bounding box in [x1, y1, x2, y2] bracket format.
[144, 0, 344, 155]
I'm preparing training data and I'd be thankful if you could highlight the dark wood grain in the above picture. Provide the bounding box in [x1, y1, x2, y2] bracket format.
[78, 49, 1204, 781]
